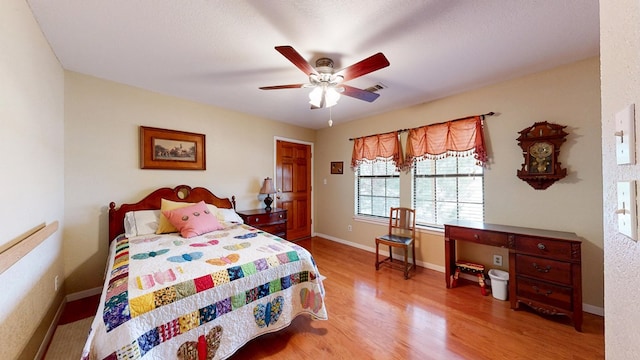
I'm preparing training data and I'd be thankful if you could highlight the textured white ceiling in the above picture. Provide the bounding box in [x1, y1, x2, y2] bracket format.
[26, 0, 599, 129]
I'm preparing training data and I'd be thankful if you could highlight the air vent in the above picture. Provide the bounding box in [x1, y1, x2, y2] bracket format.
[364, 83, 387, 93]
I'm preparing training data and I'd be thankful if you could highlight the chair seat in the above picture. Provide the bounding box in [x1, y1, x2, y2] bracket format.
[377, 234, 413, 245]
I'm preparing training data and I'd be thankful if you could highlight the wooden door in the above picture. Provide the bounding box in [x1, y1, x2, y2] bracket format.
[276, 140, 311, 241]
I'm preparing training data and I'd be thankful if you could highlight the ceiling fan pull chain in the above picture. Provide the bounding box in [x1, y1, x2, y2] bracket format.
[328, 106, 333, 127]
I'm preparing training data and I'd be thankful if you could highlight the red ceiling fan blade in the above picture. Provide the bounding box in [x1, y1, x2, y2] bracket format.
[275, 46, 318, 76]
[341, 85, 380, 102]
[259, 84, 306, 90]
[336, 53, 390, 82]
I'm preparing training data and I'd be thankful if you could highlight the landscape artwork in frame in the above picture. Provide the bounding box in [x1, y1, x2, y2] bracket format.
[140, 126, 206, 170]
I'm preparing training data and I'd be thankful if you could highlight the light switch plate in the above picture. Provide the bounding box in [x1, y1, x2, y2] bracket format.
[617, 181, 637, 240]
[615, 104, 635, 165]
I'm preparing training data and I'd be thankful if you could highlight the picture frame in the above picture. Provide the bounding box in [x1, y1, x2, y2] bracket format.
[331, 161, 344, 174]
[140, 126, 206, 170]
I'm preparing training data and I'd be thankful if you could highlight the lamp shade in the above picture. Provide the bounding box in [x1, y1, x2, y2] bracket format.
[259, 177, 276, 194]
[308, 86, 324, 108]
[324, 87, 341, 107]
[309, 85, 341, 108]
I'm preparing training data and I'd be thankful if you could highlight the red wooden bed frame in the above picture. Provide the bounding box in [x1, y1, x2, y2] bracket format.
[108, 185, 236, 242]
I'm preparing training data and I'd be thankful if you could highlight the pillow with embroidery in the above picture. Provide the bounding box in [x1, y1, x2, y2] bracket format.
[156, 199, 193, 234]
[162, 201, 224, 238]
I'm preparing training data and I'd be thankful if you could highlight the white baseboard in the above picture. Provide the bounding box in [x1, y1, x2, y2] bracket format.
[35, 297, 66, 360]
[583, 303, 604, 316]
[35, 287, 104, 358]
[314, 232, 445, 273]
[314, 232, 605, 317]
[66, 286, 102, 302]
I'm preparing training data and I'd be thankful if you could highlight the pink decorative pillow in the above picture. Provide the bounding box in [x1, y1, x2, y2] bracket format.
[162, 201, 224, 238]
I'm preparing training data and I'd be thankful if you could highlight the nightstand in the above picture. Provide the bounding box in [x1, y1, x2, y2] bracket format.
[237, 208, 287, 240]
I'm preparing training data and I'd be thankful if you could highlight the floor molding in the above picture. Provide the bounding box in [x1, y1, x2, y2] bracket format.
[66, 286, 102, 302]
[314, 232, 445, 273]
[35, 297, 65, 360]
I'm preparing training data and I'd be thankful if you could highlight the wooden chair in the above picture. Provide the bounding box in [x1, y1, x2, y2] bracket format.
[375, 207, 417, 279]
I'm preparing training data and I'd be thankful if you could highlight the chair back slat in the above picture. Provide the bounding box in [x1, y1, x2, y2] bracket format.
[388, 207, 416, 238]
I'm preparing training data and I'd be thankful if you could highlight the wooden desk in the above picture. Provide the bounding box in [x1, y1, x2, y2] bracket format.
[444, 221, 583, 331]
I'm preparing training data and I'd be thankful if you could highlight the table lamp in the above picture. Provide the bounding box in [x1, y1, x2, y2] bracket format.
[259, 177, 276, 211]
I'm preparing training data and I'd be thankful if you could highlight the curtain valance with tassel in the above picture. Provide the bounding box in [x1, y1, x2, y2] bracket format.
[405, 115, 487, 167]
[350, 131, 404, 171]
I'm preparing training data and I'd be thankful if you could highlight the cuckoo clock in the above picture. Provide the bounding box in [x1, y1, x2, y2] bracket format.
[516, 121, 568, 190]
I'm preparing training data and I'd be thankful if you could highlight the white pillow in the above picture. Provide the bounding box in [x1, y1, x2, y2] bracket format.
[216, 208, 244, 224]
[124, 210, 161, 237]
[122, 205, 241, 237]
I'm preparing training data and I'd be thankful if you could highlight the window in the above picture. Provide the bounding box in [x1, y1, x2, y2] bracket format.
[356, 160, 400, 218]
[352, 117, 488, 226]
[412, 156, 484, 227]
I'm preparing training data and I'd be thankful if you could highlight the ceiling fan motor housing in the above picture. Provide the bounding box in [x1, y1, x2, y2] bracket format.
[315, 57, 334, 71]
[310, 58, 343, 85]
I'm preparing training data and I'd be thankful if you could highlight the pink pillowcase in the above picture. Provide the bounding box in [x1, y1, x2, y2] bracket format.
[162, 201, 224, 238]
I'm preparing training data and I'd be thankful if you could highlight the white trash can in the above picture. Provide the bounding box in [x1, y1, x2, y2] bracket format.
[488, 269, 509, 300]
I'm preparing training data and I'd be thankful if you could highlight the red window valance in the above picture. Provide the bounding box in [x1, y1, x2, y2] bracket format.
[405, 116, 487, 167]
[351, 131, 404, 171]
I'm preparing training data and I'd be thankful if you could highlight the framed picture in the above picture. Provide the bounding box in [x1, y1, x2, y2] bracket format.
[140, 126, 206, 170]
[331, 161, 344, 174]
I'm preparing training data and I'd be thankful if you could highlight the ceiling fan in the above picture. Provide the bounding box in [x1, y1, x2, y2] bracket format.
[259, 46, 390, 109]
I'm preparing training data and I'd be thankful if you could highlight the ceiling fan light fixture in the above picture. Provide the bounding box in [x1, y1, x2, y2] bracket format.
[325, 87, 341, 107]
[309, 73, 320, 84]
[308, 86, 323, 107]
[308, 85, 341, 108]
[330, 74, 344, 85]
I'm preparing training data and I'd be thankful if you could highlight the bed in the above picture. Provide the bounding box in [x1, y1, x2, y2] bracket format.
[82, 185, 328, 360]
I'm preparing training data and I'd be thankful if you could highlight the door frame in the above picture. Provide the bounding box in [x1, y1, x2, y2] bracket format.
[273, 136, 314, 237]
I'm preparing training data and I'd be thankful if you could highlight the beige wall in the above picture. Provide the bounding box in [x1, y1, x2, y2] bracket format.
[0, 0, 65, 359]
[601, 1, 640, 357]
[63, 72, 315, 293]
[314, 57, 604, 311]
[1, 1, 612, 357]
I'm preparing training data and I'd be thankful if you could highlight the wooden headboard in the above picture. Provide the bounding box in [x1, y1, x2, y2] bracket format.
[108, 185, 236, 242]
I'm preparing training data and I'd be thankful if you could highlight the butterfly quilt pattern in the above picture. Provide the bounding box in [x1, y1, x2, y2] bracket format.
[83, 221, 327, 360]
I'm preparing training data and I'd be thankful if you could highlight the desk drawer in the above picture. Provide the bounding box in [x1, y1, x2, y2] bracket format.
[517, 276, 572, 311]
[259, 222, 287, 236]
[515, 236, 573, 261]
[447, 226, 509, 247]
[516, 254, 571, 285]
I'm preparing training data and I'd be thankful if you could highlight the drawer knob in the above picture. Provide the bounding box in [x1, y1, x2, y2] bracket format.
[537, 243, 546, 250]
[532, 263, 552, 273]
[533, 286, 553, 296]
[474, 234, 479, 239]
[254, 218, 259, 222]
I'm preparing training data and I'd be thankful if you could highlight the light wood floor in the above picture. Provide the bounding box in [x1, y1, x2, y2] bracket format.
[230, 237, 604, 360]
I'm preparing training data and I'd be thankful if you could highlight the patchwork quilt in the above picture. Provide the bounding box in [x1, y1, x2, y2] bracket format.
[82, 223, 328, 360]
